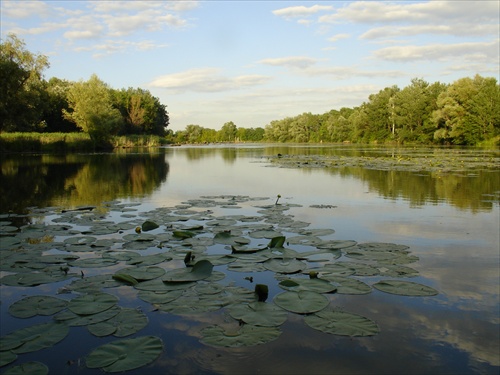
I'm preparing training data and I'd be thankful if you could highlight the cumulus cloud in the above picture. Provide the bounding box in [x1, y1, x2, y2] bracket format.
[328, 33, 350, 42]
[258, 56, 319, 69]
[319, 1, 498, 25]
[374, 40, 499, 62]
[272, 4, 334, 18]
[149, 68, 270, 92]
[1, 0, 51, 18]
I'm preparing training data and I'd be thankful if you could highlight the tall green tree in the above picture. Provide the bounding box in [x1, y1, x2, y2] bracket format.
[433, 75, 499, 145]
[0, 33, 49, 132]
[63, 74, 123, 144]
[41, 77, 78, 132]
[219, 121, 237, 142]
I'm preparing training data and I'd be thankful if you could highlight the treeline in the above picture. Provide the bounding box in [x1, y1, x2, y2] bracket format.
[263, 76, 499, 146]
[2, 34, 498, 147]
[172, 122, 265, 144]
[1, 34, 168, 146]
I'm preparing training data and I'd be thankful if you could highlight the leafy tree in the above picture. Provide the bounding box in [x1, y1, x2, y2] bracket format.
[0, 33, 49, 132]
[41, 77, 79, 132]
[433, 75, 499, 145]
[63, 74, 123, 145]
[113, 88, 169, 136]
[219, 121, 237, 142]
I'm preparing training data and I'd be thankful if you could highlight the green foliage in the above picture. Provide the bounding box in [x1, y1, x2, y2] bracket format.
[261, 75, 498, 146]
[63, 74, 123, 146]
[0, 33, 49, 132]
[433, 75, 499, 145]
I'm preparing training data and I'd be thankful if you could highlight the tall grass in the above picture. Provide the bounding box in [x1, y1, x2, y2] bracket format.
[0, 133, 169, 153]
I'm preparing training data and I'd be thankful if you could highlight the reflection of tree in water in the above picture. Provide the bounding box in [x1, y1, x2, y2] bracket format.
[0, 152, 169, 213]
[333, 167, 497, 212]
[181, 146, 237, 164]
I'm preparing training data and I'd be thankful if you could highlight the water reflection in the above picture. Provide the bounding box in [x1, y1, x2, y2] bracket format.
[0, 151, 169, 213]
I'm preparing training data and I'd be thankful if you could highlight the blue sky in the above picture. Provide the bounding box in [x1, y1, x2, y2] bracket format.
[1, 1, 499, 131]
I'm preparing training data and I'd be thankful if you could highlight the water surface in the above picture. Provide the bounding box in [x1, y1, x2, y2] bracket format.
[0, 145, 498, 374]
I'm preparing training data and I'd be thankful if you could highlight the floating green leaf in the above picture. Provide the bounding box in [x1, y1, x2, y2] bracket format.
[273, 290, 329, 314]
[268, 236, 286, 248]
[86, 335, 163, 373]
[0, 322, 68, 354]
[114, 266, 165, 282]
[112, 273, 139, 286]
[162, 260, 213, 282]
[0, 271, 74, 287]
[319, 275, 372, 295]
[278, 278, 337, 293]
[305, 310, 379, 336]
[8, 295, 68, 318]
[0, 351, 17, 367]
[141, 220, 159, 232]
[68, 292, 118, 315]
[68, 257, 117, 268]
[3, 361, 48, 375]
[88, 308, 148, 337]
[228, 302, 287, 327]
[54, 306, 121, 326]
[263, 258, 306, 274]
[200, 324, 281, 347]
[373, 280, 438, 296]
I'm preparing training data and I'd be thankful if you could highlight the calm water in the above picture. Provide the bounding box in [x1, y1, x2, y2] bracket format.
[0, 144, 499, 374]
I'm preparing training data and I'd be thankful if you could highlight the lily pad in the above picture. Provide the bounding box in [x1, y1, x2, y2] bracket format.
[54, 306, 121, 326]
[162, 260, 213, 282]
[200, 324, 281, 347]
[88, 308, 148, 337]
[0, 271, 74, 286]
[114, 266, 165, 281]
[273, 290, 329, 314]
[9, 295, 68, 318]
[68, 292, 119, 315]
[263, 258, 306, 274]
[0, 322, 68, 354]
[86, 335, 163, 373]
[278, 278, 337, 294]
[137, 289, 184, 304]
[319, 275, 372, 295]
[373, 280, 438, 296]
[68, 257, 117, 268]
[0, 351, 17, 367]
[305, 310, 379, 336]
[3, 361, 48, 375]
[142, 220, 159, 232]
[228, 302, 287, 327]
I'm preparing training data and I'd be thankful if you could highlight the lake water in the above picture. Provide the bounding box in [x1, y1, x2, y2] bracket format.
[0, 144, 499, 374]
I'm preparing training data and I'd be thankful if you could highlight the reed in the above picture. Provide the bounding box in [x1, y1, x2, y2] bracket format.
[0, 133, 168, 153]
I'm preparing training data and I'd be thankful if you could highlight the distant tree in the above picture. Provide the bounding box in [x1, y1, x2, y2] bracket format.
[433, 75, 499, 145]
[0, 33, 49, 132]
[63, 74, 123, 145]
[219, 121, 237, 142]
[113, 88, 169, 136]
[41, 77, 79, 132]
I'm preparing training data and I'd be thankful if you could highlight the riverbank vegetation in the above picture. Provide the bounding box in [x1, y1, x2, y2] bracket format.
[1, 34, 498, 150]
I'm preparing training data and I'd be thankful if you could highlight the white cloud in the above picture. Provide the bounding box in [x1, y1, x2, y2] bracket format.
[63, 15, 104, 40]
[319, 1, 499, 25]
[361, 24, 499, 40]
[1, 0, 50, 18]
[373, 40, 500, 63]
[328, 33, 350, 42]
[273, 5, 334, 18]
[149, 68, 270, 92]
[305, 66, 405, 80]
[258, 56, 319, 69]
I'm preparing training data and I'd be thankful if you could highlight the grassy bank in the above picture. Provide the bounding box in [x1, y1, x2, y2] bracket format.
[0, 133, 169, 153]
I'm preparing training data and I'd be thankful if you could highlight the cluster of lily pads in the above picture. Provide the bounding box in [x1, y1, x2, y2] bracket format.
[0, 195, 438, 373]
[265, 151, 500, 173]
